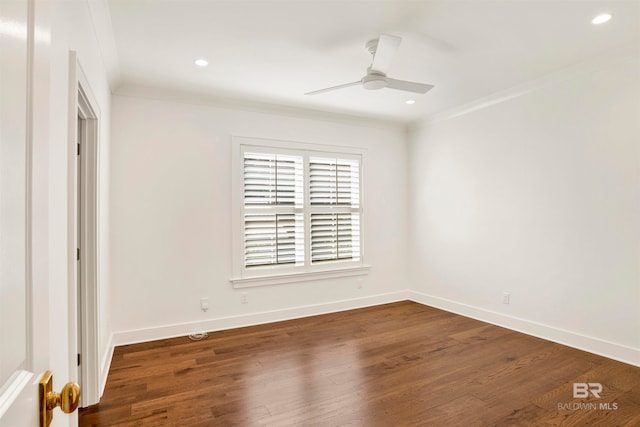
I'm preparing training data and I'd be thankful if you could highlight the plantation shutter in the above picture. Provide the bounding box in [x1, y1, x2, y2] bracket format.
[243, 152, 304, 268]
[309, 157, 361, 263]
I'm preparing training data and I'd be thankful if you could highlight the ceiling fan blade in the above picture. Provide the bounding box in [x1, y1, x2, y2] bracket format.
[386, 78, 434, 94]
[305, 80, 362, 95]
[370, 34, 401, 74]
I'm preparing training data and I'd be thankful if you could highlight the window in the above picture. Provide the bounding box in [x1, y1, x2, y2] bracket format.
[231, 137, 368, 287]
[309, 156, 361, 263]
[243, 151, 304, 268]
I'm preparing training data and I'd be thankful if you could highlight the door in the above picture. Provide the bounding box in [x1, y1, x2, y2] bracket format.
[0, 0, 40, 424]
[0, 0, 71, 425]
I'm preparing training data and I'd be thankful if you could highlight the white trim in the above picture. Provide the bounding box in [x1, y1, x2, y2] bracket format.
[112, 291, 407, 347]
[233, 135, 368, 156]
[109, 291, 639, 368]
[410, 41, 639, 130]
[232, 136, 367, 283]
[69, 51, 102, 407]
[408, 291, 640, 367]
[231, 265, 371, 288]
[86, 0, 121, 91]
[67, 50, 78, 395]
[113, 85, 406, 130]
[99, 333, 114, 398]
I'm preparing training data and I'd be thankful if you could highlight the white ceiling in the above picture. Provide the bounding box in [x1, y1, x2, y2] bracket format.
[105, 0, 639, 123]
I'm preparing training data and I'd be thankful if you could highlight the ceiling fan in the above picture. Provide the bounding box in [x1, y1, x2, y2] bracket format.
[305, 34, 434, 96]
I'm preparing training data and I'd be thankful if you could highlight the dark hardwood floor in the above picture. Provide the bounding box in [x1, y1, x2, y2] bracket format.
[79, 301, 640, 426]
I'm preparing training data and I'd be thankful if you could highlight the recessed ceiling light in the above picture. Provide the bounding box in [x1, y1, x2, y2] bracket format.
[194, 58, 209, 67]
[592, 13, 612, 25]
[405, 99, 416, 105]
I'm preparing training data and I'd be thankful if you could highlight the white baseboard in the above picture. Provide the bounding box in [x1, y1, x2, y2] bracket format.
[99, 333, 114, 398]
[109, 290, 639, 369]
[112, 291, 409, 347]
[408, 291, 640, 367]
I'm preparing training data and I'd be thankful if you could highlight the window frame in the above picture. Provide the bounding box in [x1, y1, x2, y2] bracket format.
[231, 136, 370, 288]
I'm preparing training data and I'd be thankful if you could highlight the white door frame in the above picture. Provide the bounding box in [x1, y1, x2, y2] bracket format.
[68, 51, 101, 407]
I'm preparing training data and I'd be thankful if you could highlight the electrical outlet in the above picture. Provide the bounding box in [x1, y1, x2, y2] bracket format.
[502, 292, 510, 305]
[200, 297, 209, 312]
[241, 292, 248, 304]
[357, 279, 363, 289]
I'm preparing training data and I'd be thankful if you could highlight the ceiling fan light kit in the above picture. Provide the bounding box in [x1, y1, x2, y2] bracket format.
[306, 34, 434, 96]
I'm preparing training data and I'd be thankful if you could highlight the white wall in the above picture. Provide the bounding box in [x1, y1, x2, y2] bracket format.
[109, 93, 409, 342]
[408, 48, 640, 365]
[49, 0, 112, 413]
[108, 43, 638, 367]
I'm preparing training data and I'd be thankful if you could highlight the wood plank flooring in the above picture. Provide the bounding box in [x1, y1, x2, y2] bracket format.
[79, 301, 640, 426]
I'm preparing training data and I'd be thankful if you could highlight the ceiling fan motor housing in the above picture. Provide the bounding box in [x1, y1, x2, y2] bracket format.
[362, 72, 387, 90]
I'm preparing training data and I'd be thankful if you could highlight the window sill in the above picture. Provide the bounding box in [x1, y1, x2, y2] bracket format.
[230, 265, 371, 289]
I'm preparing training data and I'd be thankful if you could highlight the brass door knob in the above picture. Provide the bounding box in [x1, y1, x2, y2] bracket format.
[47, 381, 81, 413]
[39, 371, 81, 427]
